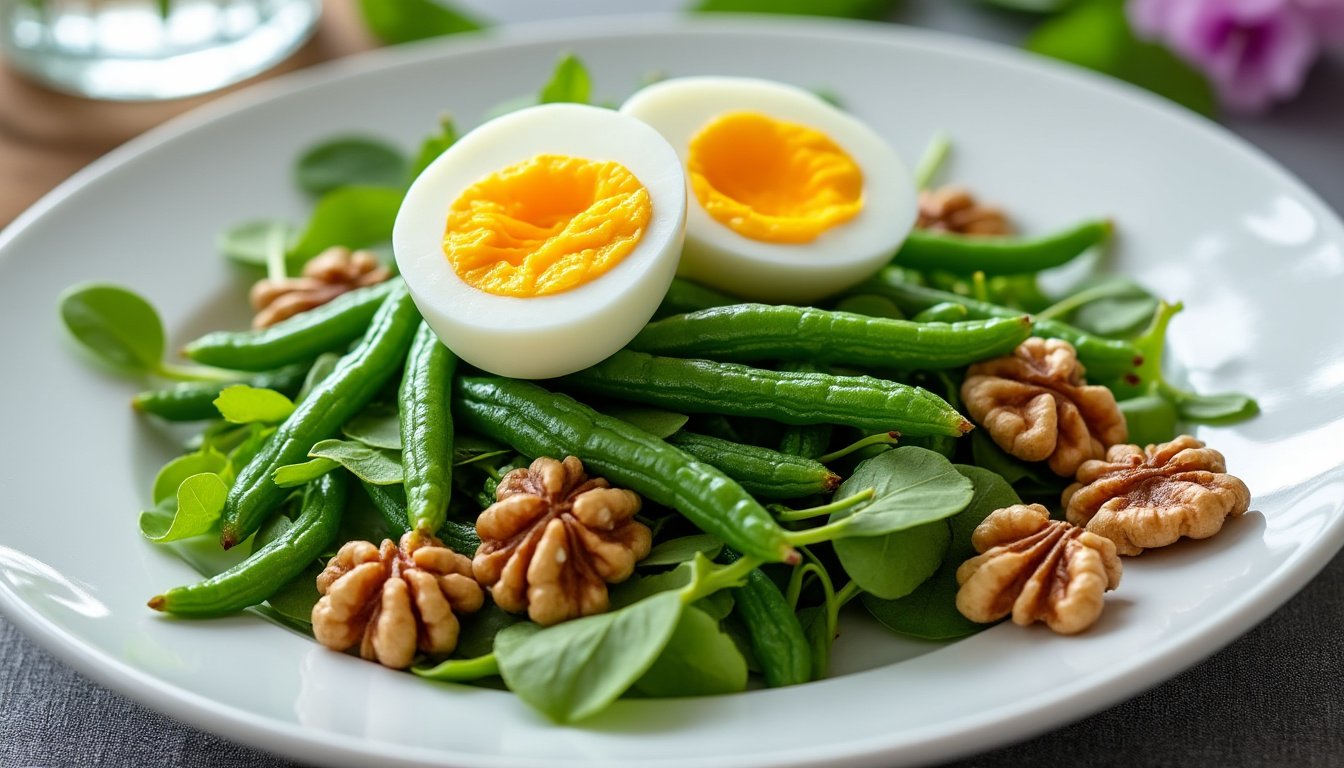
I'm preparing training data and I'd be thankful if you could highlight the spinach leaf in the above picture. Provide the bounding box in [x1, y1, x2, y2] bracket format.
[59, 283, 165, 373]
[828, 447, 973, 538]
[641, 534, 724, 567]
[272, 458, 340, 488]
[213, 385, 295, 425]
[412, 654, 501, 682]
[218, 219, 293, 268]
[409, 117, 459, 180]
[357, 0, 483, 45]
[288, 186, 404, 264]
[604, 405, 690, 440]
[342, 403, 402, 449]
[309, 439, 403, 485]
[862, 465, 1020, 640]
[139, 472, 230, 543]
[539, 53, 592, 104]
[454, 602, 524, 658]
[633, 605, 747, 697]
[495, 590, 684, 723]
[152, 449, 228, 505]
[835, 520, 950, 599]
[296, 136, 408, 197]
[1170, 389, 1260, 425]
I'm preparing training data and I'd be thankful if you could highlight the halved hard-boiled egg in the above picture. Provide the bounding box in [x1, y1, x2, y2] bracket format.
[394, 103, 686, 379]
[621, 77, 915, 303]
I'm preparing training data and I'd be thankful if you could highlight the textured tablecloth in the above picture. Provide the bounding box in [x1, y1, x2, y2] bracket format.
[3, 2, 1343, 767]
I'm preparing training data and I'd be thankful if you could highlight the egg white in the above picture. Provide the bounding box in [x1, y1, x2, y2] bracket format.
[620, 76, 915, 304]
[394, 103, 686, 379]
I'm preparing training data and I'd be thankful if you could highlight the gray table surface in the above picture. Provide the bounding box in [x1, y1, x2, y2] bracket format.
[3, 2, 1342, 767]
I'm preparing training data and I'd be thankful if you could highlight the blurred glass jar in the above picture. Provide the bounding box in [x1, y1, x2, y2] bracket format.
[0, 0, 320, 100]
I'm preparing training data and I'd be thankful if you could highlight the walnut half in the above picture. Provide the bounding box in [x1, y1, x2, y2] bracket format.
[1063, 435, 1251, 556]
[312, 532, 483, 669]
[916, 185, 1014, 236]
[473, 456, 652, 627]
[962, 338, 1128, 477]
[956, 504, 1122, 635]
[249, 246, 391, 329]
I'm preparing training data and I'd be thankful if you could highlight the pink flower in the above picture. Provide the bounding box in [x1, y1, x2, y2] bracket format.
[1129, 0, 1344, 112]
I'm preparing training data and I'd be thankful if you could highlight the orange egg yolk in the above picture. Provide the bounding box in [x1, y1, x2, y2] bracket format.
[444, 154, 651, 297]
[687, 112, 864, 244]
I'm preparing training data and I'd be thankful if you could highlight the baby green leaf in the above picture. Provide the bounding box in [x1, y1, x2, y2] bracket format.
[59, 283, 165, 373]
[342, 403, 402, 449]
[152, 449, 228, 505]
[495, 590, 684, 723]
[217, 219, 294, 267]
[633, 605, 747, 697]
[214, 385, 295, 425]
[288, 186, 404, 263]
[296, 136, 408, 197]
[273, 457, 340, 488]
[265, 566, 323, 626]
[358, 0, 484, 45]
[139, 472, 229, 543]
[309, 438, 403, 485]
[604, 405, 691, 440]
[863, 465, 1021, 640]
[835, 520, 950, 600]
[454, 603, 524, 658]
[410, 116, 459, 180]
[539, 53, 592, 104]
[412, 653, 501, 682]
[1117, 395, 1179, 446]
[1170, 390, 1260, 425]
[640, 534, 724, 567]
[829, 447, 974, 538]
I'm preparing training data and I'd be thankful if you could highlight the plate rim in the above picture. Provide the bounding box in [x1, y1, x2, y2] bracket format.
[2, 13, 1342, 768]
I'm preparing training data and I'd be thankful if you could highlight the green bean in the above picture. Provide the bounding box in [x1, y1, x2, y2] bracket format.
[894, 219, 1111, 275]
[654, 277, 737, 319]
[454, 376, 798, 564]
[559, 350, 971, 438]
[399, 322, 456, 534]
[362, 481, 480, 555]
[132, 362, 309, 421]
[666, 431, 840, 500]
[910, 302, 969, 323]
[776, 363, 831, 460]
[149, 472, 346, 617]
[630, 304, 1031, 370]
[183, 278, 403, 371]
[855, 269, 1141, 380]
[219, 286, 420, 549]
[720, 549, 811, 688]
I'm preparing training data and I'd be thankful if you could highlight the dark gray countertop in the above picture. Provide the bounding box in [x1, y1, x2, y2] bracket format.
[3, 3, 1342, 767]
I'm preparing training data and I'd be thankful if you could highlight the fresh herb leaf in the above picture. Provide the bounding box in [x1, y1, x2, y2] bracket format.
[828, 447, 974, 538]
[152, 449, 228, 505]
[217, 219, 294, 268]
[357, 0, 484, 45]
[273, 457, 340, 488]
[495, 590, 684, 723]
[641, 534, 725, 567]
[288, 186, 404, 264]
[139, 472, 229, 543]
[1027, 0, 1216, 115]
[694, 0, 899, 19]
[835, 520, 950, 599]
[610, 563, 695, 608]
[213, 385, 295, 425]
[59, 283, 165, 373]
[539, 53, 592, 104]
[633, 605, 747, 697]
[412, 653, 501, 682]
[342, 403, 402, 450]
[1169, 390, 1260, 425]
[296, 136, 408, 197]
[309, 438, 403, 485]
[409, 116, 459, 180]
[604, 405, 691, 440]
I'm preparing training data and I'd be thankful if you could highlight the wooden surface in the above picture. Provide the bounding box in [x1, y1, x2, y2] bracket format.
[0, 0, 374, 227]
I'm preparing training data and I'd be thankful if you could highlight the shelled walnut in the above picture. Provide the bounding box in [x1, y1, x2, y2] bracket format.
[1063, 435, 1251, 556]
[311, 532, 483, 669]
[962, 338, 1128, 477]
[249, 246, 391, 329]
[916, 185, 1014, 236]
[473, 456, 652, 626]
[957, 504, 1122, 635]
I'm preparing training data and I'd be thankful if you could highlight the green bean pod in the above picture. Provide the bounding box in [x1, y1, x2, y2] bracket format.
[630, 304, 1031, 370]
[654, 277, 737, 319]
[894, 219, 1111, 275]
[666, 431, 839, 499]
[720, 550, 811, 688]
[183, 278, 403, 371]
[777, 363, 832, 460]
[132, 362, 310, 421]
[219, 286, 420, 549]
[362, 481, 480, 555]
[399, 322, 456, 534]
[559, 350, 971, 438]
[454, 376, 797, 564]
[149, 472, 346, 617]
[910, 302, 969, 323]
[856, 269, 1141, 380]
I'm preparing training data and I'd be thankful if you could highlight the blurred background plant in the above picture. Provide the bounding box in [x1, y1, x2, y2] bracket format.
[355, 0, 1344, 115]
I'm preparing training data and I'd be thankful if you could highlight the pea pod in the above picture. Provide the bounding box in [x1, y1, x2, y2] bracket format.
[149, 472, 346, 617]
[630, 304, 1031, 370]
[559, 350, 971, 438]
[219, 285, 420, 549]
[399, 322, 456, 534]
[855, 269, 1141, 380]
[895, 219, 1111, 275]
[454, 376, 798, 564]
[184, 278, 403, 371]
[720, 549, 811, 688]
[666, 431, 839, 499]
[132, 362, 310, 421]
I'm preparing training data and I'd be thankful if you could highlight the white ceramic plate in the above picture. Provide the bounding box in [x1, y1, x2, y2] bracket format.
[2, 16, 1342, 768]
